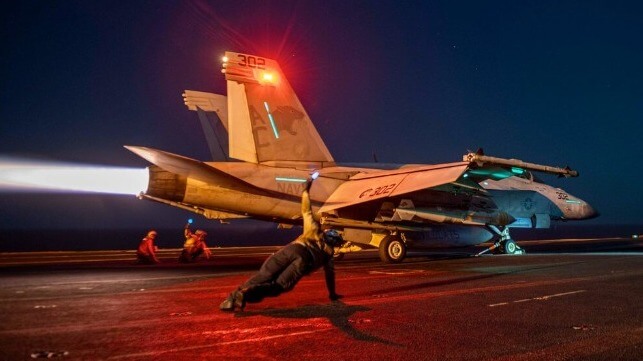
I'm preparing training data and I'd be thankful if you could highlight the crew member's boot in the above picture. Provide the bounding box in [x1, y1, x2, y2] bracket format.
[233, 289, 246, 311]
[219, 289, 246, 312]
[219, 293, 235, 311]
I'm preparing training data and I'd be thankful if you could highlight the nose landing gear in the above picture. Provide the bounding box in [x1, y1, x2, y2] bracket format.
[476, 226, 525, 257]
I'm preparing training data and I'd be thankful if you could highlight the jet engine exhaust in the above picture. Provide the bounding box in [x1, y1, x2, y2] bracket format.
[0, 158, 149, 195]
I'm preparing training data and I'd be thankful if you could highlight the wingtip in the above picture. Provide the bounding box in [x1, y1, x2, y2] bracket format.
[124, 145, 150, 155]
[122, 146, 160, 164]
[124, 145, 144, 150]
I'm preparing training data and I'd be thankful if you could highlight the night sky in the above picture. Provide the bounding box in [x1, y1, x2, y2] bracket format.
[1, 0, 642, 231]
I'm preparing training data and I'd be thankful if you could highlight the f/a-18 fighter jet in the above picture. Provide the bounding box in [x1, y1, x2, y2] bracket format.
[126, 51, 598, 263]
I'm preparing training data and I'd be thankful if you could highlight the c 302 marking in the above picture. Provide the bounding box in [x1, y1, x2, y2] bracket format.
[359, 183, 396, 198]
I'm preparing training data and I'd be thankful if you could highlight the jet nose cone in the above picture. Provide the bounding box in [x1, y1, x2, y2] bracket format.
[562, 199, 599, 220]
[583, 204, 599, 219]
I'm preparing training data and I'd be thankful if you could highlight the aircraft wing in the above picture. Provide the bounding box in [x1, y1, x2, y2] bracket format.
[319, 162, 469, 213]
[124, 146, 271, 196]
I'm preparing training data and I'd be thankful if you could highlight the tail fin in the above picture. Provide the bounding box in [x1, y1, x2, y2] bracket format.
[182, 90, 229, 161]
[222, 51, 334, 167]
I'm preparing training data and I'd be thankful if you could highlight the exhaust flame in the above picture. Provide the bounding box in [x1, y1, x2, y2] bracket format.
[0, 158, 149, 195]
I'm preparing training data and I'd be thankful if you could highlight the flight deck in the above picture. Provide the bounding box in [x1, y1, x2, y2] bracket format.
[0, 237, 641, 360]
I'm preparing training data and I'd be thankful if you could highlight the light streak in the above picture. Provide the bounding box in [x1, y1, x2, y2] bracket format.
[275, 177, 306, 183]
[263, 101, 280, 139]
[0, 158, 148, 195]
[565, 199, 582, 204]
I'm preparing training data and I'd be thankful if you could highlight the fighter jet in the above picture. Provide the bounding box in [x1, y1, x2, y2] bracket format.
[126, 51, 598, 263]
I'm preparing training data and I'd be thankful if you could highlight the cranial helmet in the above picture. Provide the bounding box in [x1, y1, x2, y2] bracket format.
[323, 229, 343, 247]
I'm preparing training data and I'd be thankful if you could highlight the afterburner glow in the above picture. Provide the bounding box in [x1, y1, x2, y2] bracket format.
[0, 158, 149, 195]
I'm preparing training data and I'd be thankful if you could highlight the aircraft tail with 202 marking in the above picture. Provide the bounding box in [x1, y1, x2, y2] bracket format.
[126, 51, 597, 263]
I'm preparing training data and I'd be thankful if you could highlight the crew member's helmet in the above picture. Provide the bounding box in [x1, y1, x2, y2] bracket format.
[147, 230, 157, 237]
[195, 230, 207, 237]
[323, 229, 343, 247]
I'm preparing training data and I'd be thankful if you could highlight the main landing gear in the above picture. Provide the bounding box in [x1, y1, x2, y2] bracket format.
[475, 225, 525, 257]
[379, 234, 407, 263]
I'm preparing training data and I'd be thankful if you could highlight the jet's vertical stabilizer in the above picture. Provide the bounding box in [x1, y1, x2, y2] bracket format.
[222, 51, 335, 167]
[182, 90, 229, 161]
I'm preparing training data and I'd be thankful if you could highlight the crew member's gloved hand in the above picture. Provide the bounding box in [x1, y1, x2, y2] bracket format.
[329, 293, 344, 301]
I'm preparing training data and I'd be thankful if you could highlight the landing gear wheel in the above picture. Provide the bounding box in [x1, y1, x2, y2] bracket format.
[379, 236, 406, 263]
[502, 239, 518, 254]
[500, 239, 525, 255]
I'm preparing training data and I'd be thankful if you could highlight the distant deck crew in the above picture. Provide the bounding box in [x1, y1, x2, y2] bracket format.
[179, 224, 212, 263]
[136, 230, 160, 264]
[219, 176, 344, 312]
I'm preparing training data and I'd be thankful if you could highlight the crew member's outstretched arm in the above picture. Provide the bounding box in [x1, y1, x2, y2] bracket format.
[184, 223, 192, 239]
[301, 180, 320, 240]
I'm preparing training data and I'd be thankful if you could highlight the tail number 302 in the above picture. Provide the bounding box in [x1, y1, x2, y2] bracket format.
[237, 55, 266, 69]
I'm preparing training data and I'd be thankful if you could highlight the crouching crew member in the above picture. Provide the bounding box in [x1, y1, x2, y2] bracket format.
[179, 224, 212, 263]
[137, 230, 160, 264]
[219, 176, 343, 312]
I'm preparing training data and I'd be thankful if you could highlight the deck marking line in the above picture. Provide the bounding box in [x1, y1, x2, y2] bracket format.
[487, 289, 586, 307]
[108, 329, 329, 359]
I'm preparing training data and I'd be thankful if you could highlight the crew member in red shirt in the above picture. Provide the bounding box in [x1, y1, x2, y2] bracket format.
[137, 230, 160, 264]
